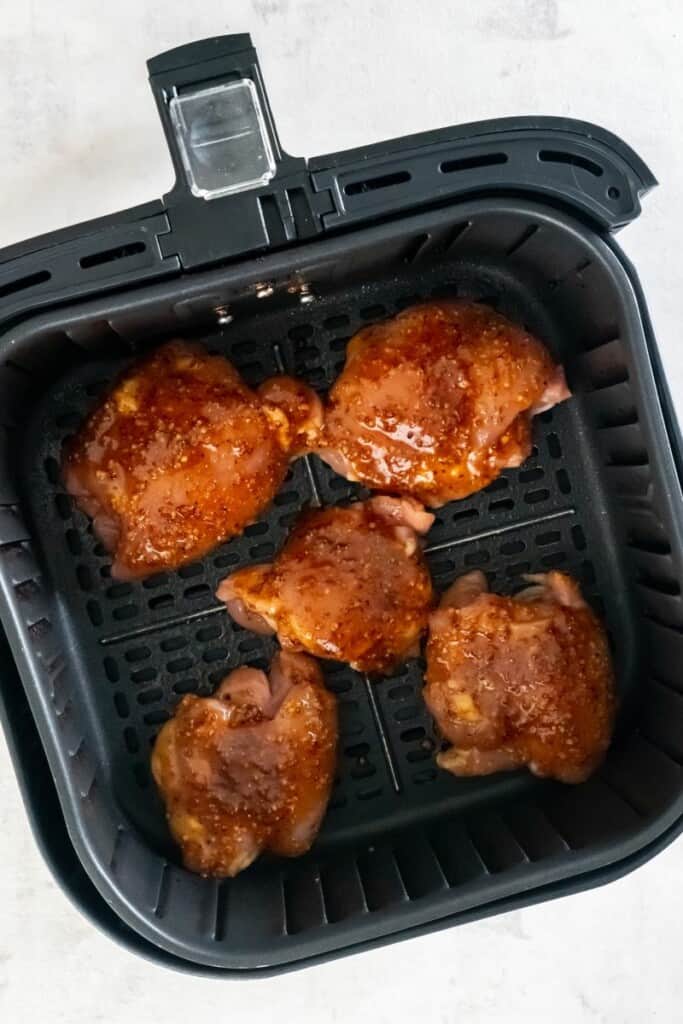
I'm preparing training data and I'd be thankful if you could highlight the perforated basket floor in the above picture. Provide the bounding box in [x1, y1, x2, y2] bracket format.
[27, 319, 630, 853]
[2, 200, 683, 970]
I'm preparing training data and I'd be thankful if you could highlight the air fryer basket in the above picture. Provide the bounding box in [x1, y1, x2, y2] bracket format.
[1, 35, 682, 973]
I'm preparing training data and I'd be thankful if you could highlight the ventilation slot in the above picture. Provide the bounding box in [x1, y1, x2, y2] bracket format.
[640, 680, 683, 765]
[394, 837, 447, 898]
[636, 570, 680, 597]
[506, 224, 539, 256]
[402, 233, 430, 264]
[357, 846, 408, 911]
[503, 805, 569, 860]
[79, 241, 146, 270]
[0, 269, 51, 299]
[143, 708, 169, 726]
[320, 856, 367, 922]
[429, 819, 489, 886]
[284, 865, 326, 934]
[579, 341, 629, 392]
[344, 170, 411, 196]
[538, 150, 603, 177]
[444, 220, 472, 251]
[221, 871, 286, 942]
[440, 152, 508, 174]
[542, 780, 639, 849]
[600, 735, 682, 816]
[467, 815, 529, 873]
[600, 424, 648, 467]
[627, 518, 671, 555]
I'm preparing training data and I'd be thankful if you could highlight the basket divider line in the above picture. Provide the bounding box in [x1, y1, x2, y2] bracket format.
[363, 674, 402, 794]
[273, 341, 322, 508]
[301, 455, 322, 508]
[424, 506, 578, 555]
[97, 514, 580, 647]
[99, 603, 226, 646]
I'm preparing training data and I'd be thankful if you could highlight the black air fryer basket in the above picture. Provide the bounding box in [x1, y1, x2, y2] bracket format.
[1, 34, 682, 974]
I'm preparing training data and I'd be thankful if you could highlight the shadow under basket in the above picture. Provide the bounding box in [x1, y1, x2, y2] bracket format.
[1, 194, 682, 972]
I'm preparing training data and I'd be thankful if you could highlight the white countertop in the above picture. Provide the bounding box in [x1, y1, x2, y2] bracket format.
[1, 2, 681, 1020]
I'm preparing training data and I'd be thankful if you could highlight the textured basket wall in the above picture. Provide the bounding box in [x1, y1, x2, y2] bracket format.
[0, 199, 681, 969]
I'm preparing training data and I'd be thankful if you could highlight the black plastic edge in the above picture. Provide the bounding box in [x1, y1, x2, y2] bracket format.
[606, 236, 683, 494]
[309, 115, 657, 189]
[0, 212, 181, 330]
[0, 37, 658, 308]
[310, 116, 656, 235]
[0, 636, 680, 979]
[146, 34, 330, 269]
[147, 35, 253, 76]
[0, 198, 682, 973]
[0, 201, 167, 265]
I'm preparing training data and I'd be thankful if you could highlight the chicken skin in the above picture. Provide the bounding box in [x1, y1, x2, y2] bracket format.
[424, 571, 615, 783]
[151, 650, 337, 877]
[317, 301, 570, 506]
[217, 496, 435, 675]
[63, 341, 322, 579]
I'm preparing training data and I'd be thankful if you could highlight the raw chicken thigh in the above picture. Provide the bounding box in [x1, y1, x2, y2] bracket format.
[317, 301, 570, 506]
[151, 650, 337, 877]
[217, 496, 435, 675]
[424, 571, 615, 783]
[64, 341, 322, 579]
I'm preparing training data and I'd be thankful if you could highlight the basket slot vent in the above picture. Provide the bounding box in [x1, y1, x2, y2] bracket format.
[344, 741, 379, 780]
[283, 864, 327, 934]
[444, 220, 472, 251]
[538, 150, 603, 177]
[153, 862, 171, 918]
[599, 424, 649, 467]
[635, 567, 680, 596]
[606, 464, 651, 499]
[542, 779, 640, 849]
[585, 381, 637, 432]
[402, 232, 431, 264]
[320, 855, 367, 922]
[640, 592, 683, 629]
[344, 169, 411, 196]
[113, 828, 168, 909]
[627, 517, 671, 555]
[79, 241, 146, 270]
[578, 340, 627, 385]
[357, 845, 408, 911]
[220, 869, 286, 942]
[429, 819, 489, 886]
[600, 734, 683, 816]
[0, 363, 34, 425]
[503, 803, 570, 860]
[505, 223, 539, 257]
[0, 269, 51, 299]
[125, 644, 152, 662]
[394, 835, 448, 899]
[466, 813, 530, 873]
[440, 152, 508, 175]
[640, 680, 683, 765]
[643, 621, 683, 688]
[339, 698, 364, 738]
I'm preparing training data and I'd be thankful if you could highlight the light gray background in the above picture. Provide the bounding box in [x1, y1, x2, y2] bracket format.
[1, 2, 681, 1021]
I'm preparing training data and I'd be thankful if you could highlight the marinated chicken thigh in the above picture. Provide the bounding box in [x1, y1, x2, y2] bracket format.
[217, 496, 435, 675]
[64, 341, 322, 579]
[317, 301, 570, 506]
[151, 650, 337, 877]
[424, 571, 615, 783]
